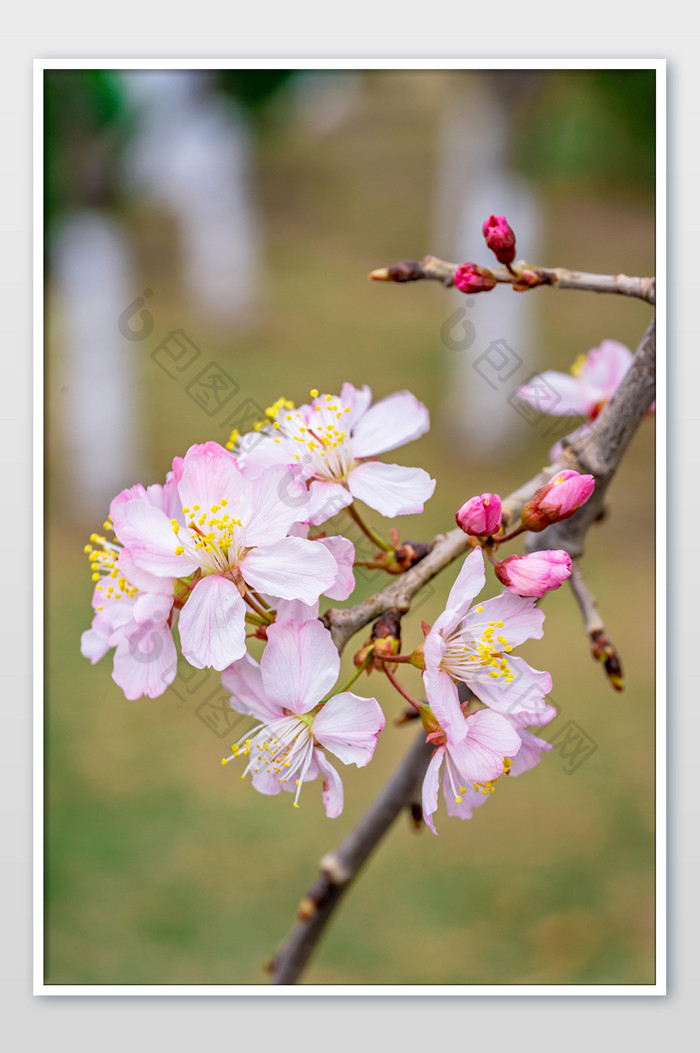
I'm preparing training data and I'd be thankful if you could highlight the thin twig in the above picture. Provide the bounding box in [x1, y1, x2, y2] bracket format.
[369, 254, 655, 304]
[568, 561, 624, 691]
[267, 730, 433, 985]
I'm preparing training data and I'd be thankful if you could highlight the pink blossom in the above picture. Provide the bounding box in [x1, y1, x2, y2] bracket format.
[506, 705, 556, 776]
[235, 384, 435, 526]
[422, 547, 553, 727]
[420, 705, 521, 835]
[110, 442, 337, 671]
[521, 469, 595, 531]
[81, 481, 178, 700]
[454, 263, 497, 294]
[221, 620, 385, 816]
[455, 492, 502, 536]
[495, 550, 572, 598]
[482, 214, 516, 265]
[516, 340, 654, 458]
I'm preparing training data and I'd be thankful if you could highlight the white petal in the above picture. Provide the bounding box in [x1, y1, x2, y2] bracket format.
[236, 464, 310, 546]
[421, 748, 444, 835]
[240, 536, 336, 604]
[177, 441, 243, 519]
[178, 575, 247, 671]
[350, 390, 430, 458]
[347, 462, 435, 517]
[312, 691, 385, 766]
[317, 535, 355, 600]
[517, 370, 594, 417]
[112, 498, 198, 577]
[444, 547, 486, 620]
[462, 589, 544, 648]
[306, 480, 353, 526]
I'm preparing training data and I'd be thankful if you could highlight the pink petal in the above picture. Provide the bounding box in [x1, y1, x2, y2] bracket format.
[80, 627, 111, 664]
[260, 619, 340, 714]
[306, 480, 353, 526]
[312, 691, 385, 766]
[132, 592, 172, 626]
[347, 462, 435, 517]
[462, 589, 544, 648]
[581, 340, 633, 399]
[421, 748, 444, 835]
[317, 535, 355, 600]
[177, 441, 243, 520]
[445, 783, 490, 819]
[509, 728, 553, 776]
[423, 641, 466, 740]
[221, 653, 283, 723]
[240, 536, 336, 604]
[178, 575, 247, 671]
[236, 464, 310, 546]
[466, 708, 522, 756]
[118, 548, 173, 596]
[112, 624, 177, 700]
[350, 390, 430, 458]
[517, 370, 595, 417]
[111, 498, 198, 577]
[340, 382, 373, 431]
[315, 751, 345, 818]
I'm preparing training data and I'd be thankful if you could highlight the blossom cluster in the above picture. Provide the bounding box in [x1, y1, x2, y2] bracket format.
[80, 370, 600, 832]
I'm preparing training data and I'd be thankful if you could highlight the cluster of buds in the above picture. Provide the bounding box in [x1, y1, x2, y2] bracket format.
[354, 609, 402, 672]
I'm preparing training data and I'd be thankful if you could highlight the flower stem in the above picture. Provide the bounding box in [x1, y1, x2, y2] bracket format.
[383, 665, 423, 713]
[329, 651, 373, 697]
[345, 503, 394, 553]
[245, 591, 274, 622]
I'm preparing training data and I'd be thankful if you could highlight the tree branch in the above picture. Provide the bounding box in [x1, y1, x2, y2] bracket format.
[369, 254, 655, 304]
[267, 729, 434, 985]
[568, 560, 624, 691]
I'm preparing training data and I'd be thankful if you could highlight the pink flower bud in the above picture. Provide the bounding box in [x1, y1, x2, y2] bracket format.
[520, 470, 595, 532]
[455, 492, 502, 536]
[495, 550, 572, 598]
[454, 263, 497, 294]
[482, 214, 516, 266]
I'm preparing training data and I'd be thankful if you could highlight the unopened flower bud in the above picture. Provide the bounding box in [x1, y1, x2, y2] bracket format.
[392, 540, 432, 571]
[521, 470, 595, 532]
[591, 630, 624, 691]
[454, 263, 497, 294]
[456, 492, 502, 536]
[354, 641, 374, 667]
[495, 550, 572, 598]
[482, 214, 516, 265]
[409, 643, 425, 670]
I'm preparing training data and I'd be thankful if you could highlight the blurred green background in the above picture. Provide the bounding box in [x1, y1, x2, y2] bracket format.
[44, 69, 656, 985]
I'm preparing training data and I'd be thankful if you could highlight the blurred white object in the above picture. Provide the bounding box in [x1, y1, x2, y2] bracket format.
[52, 211, 143, 514]
[120, 70, 262, 324]
[287, 71, 363, 135]
[433, 83, 541, 451]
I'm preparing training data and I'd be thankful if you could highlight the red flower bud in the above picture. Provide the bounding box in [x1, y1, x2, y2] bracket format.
[520, 470, 595, 532]
[482, 214, 516, 266]
[455, 492, 502, 536]
[454, 263, 497, 294]
[495, 550, 572, 597]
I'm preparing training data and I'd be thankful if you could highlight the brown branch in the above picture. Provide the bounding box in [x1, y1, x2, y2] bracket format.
[369, 254, 655, 304]
[267, 729, 434, 985]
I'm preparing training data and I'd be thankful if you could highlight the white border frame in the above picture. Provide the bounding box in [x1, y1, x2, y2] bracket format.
[33, 57, 666, 997]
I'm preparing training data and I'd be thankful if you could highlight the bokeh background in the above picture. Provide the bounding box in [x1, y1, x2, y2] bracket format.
[44, 68, 656, 985]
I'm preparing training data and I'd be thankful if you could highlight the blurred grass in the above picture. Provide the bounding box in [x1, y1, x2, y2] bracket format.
[45, 70, 655, 985]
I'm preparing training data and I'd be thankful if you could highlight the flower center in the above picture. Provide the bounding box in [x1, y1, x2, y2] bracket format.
[171, 498, 246, 574]
[441, 613, 515, 684]
[222, 714, 317, 808]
